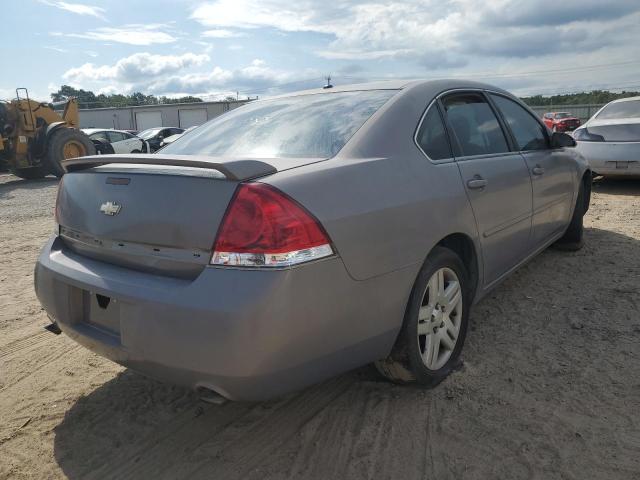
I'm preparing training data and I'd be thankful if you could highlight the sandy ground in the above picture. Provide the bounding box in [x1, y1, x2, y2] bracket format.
[0, 173, 639, 480]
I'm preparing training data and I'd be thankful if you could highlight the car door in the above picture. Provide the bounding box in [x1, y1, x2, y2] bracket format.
[442, 92, 533, 286]
[121, 132, 142, 152]
[489, 94, 575, 247]
[106, 131, 129, 153]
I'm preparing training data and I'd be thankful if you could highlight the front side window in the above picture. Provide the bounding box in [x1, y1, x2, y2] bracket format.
[442, 93, 509, 157]
[107, 132, 126, 143]
[90, 131, 108, 142]
[416, 105, 452, 160]
[595, 99, 640, 120]
[491, 94, 549, 151]
[162, 90, 398, 159]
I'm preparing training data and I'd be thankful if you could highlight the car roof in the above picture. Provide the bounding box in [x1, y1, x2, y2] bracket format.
[82, 128, 131, 134]
[247, 79, 514, 104]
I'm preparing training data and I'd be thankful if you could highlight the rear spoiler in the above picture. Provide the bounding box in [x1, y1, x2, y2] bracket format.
[61, 154, 278, 181]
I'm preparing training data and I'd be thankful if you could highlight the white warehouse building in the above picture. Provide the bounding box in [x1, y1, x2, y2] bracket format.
[79, 99, 251, 131]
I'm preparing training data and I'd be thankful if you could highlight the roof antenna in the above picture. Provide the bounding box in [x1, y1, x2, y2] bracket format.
[323, 75, 333, 89]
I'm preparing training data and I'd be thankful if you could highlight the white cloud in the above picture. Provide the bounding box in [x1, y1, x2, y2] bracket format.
[52, 24, 177, 45]
[44, 46, 68, 53]
[190, 0, 640, 64]
[39, 0, 106, 19]
[202, 29, 243, 38]
[62, 51, 297, 97]
[63, 52, 210, 84]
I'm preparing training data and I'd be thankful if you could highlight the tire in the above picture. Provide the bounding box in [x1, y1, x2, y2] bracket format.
[554, 182, 585, 251]
[13, 166, 48, 179]
[131, 149, 141, 154]
[375, 246, 471, 387]
[45, 128, 96, 177]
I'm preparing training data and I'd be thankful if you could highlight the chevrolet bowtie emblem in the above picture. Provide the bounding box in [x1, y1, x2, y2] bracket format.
[100, 201, 122, 216]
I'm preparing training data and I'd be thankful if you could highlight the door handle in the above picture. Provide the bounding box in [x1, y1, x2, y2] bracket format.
[467, 177, 488, 190]
[532, 165, 545, 176]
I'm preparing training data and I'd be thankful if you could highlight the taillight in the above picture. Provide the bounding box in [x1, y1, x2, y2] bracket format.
[573, 128, 605, 142]
[211, 183, 333, 267]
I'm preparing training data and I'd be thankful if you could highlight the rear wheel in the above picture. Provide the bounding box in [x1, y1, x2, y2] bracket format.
[554, 182, 586, 251]
[13, 165, 48, 179]
[45, 129, 95, 177]
[375, 247, 470, 387]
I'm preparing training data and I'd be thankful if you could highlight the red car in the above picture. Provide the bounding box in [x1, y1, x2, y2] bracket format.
[542, 112, 581, 132]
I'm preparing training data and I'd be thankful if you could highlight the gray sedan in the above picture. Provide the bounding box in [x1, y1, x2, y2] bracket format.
[35, 80, 591, 401]
[574, 96, 640, 177]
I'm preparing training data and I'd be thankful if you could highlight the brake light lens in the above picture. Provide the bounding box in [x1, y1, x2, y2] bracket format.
[211, 183, 333, 267]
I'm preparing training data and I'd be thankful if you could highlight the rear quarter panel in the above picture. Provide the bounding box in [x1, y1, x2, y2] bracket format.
[266, 83, 481, 285]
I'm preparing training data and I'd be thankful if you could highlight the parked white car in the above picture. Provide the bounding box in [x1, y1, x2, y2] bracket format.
[573, 96, 640, 177]
[82, 129, 148, 155]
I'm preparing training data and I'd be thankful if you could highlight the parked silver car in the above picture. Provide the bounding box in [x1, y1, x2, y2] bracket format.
[35, 80, 591, 401]
[574, 96, 640, 177]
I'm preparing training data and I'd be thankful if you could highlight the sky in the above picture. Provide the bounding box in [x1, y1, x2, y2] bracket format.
[1, 0, 639, 102]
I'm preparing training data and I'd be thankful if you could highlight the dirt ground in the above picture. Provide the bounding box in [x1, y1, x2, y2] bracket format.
[0, 173, 639, 480]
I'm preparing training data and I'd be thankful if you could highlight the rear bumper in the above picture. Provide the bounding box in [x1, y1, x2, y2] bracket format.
[35, 236, 412, 401]
[555, 124, 578, 132]
[575, 141, 640, 176]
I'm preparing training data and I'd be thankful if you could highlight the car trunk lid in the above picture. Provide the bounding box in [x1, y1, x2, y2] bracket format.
[586, 118, 640, 142]
[56, 154, 324, 278]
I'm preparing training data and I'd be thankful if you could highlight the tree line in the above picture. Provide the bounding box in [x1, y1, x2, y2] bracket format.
[49, 84, 640, 109]
[520, 90, 640, 107]
[50, 85, 206, 109]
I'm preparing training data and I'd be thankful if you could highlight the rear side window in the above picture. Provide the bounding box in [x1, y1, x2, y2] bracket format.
[416, 105, 452, 160]
[442, 93, 509, 157]
[490, 94, 549, 151]
[162, 90, 397, 158]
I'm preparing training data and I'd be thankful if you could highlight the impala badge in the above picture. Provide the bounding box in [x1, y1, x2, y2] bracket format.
[100, 201, 121, 216]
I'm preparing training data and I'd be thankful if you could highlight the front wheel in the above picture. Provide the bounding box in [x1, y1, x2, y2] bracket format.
[375, 246, 470, 387]
[45, 129, 96, 177]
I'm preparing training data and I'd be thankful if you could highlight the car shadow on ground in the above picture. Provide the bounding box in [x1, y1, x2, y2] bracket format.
[592, 176, 640, 196]
[0, 175, 58, 198]
[52, 226, 640, 480]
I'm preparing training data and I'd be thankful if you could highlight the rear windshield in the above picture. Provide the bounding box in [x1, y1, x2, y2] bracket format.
[595, 100, 640, 120]
[138, 128, 162, 139]
[161, 90, 397, 158]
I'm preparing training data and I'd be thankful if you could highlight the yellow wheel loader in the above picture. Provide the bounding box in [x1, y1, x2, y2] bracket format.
[0, 88, 95, 179]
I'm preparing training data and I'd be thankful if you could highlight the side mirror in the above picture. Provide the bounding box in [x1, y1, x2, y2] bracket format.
[551, 131, 576, 148]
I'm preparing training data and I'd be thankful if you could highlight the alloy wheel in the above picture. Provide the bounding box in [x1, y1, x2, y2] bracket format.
[417, 267, 463, 370]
